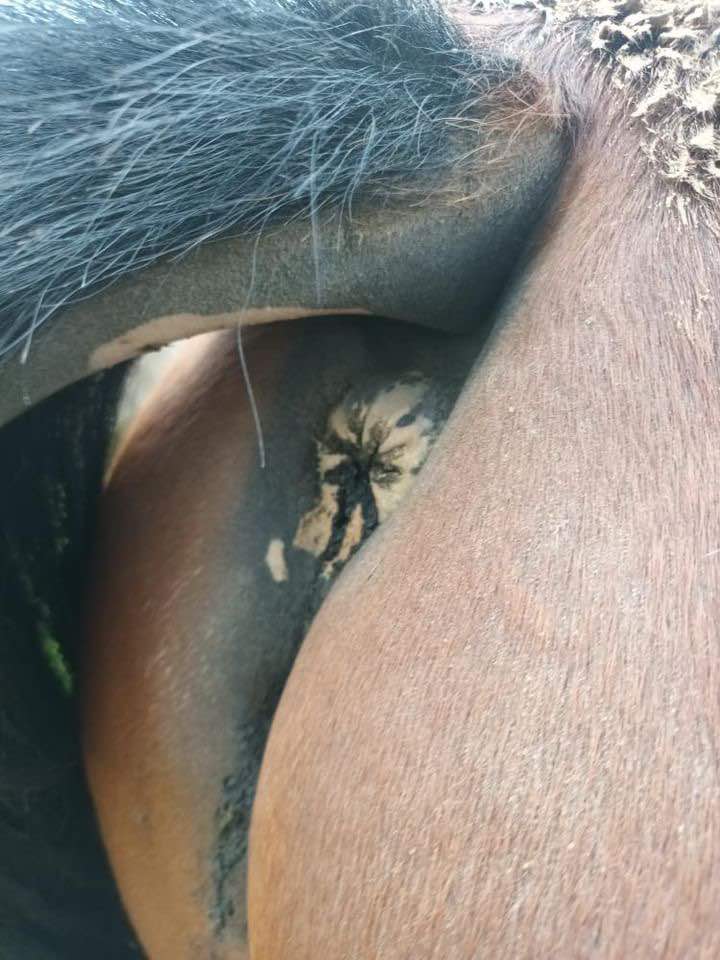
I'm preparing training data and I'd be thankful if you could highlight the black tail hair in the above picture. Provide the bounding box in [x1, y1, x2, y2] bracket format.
[0, 0, 513, 357]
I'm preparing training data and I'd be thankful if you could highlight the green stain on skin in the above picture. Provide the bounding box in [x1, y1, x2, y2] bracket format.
[17, 565, 75, 696]
[41, 627, 74, 696]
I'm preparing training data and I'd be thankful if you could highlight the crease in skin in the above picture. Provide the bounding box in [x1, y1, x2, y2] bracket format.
[0, 107, 568, 433]
[89, 306, 370, 372]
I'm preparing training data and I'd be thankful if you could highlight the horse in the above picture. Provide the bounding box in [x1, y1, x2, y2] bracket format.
[0, 0, 718, 956]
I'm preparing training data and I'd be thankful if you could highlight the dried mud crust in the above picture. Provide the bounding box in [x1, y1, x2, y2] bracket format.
[473, 0, 720, 209]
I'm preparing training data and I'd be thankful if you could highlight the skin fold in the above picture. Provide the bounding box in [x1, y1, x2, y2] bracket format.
[83, 319, 487, 958]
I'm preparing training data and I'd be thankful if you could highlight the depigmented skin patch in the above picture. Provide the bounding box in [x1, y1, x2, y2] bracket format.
[293, 374, 438, 580]
[264, 538, 288, 583]
[293, 483, 341, 560]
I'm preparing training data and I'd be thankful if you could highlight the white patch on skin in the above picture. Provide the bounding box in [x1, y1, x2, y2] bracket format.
[365, 382, 436, 522]
[362, 379, 427, 435]
[112, 341, 186, 442]
[371, 421, 434, 522]
[293, 482, 340, 557]
[317, 450, 349, 473]
[293, 374, 439, 576]
[265, 538, 289, 583]
[331, 378, 436, 523]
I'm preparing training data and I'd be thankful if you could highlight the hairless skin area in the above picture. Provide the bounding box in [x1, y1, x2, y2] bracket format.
[83, 318, 488, 959]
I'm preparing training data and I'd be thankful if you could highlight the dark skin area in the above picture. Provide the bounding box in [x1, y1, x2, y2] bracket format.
[83, 319, 490, 959]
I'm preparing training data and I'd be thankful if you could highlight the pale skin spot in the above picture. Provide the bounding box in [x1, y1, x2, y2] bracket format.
[326, 405, 357, 445]
[336, 377, 437, 523]
[371, 412, 436, 523]
[359, 378, 429, 440]
[293, 375, 439, 571]
[317, 449, 349, 473]
[265, 538, 289, 584]
[293, 483, 340, 557]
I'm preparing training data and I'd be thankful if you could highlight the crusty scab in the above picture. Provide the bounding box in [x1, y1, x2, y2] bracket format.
[474, 0, 720, 205]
